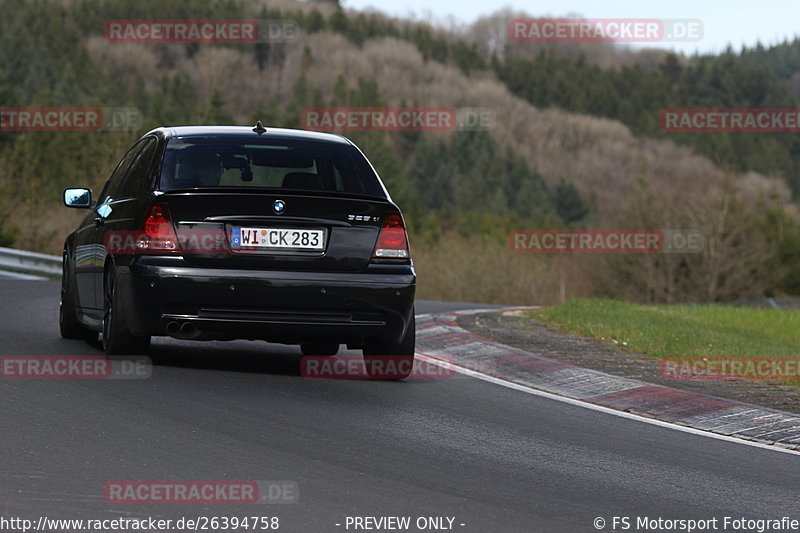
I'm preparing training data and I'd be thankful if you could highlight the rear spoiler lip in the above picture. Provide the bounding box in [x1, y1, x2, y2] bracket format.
[200, 215, 354, 227]
[153, 187, 389, 202]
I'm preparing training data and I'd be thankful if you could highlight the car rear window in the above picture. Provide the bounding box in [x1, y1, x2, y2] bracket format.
[158, 136, 386, 198]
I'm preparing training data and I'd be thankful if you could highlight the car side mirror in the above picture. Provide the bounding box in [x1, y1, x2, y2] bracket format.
[63, 188, 93, 208]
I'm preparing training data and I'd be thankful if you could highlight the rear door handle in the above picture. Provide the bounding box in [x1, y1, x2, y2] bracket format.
[93, 217, 104, 227]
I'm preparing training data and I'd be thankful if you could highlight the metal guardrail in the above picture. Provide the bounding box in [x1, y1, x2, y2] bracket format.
[0, 247, 61, 280]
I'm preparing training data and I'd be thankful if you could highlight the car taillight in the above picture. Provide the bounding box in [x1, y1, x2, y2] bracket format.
[139, 205, 179, 252]
[373, 213, 410, 259]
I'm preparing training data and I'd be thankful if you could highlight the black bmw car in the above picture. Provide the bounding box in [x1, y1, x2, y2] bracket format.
[60, 123, 416, 377]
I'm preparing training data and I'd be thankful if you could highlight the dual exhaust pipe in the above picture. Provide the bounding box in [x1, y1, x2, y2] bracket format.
[165, 321, 201, 340]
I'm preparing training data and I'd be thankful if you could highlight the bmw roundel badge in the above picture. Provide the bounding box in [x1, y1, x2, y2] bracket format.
[273, 199, 286, 214]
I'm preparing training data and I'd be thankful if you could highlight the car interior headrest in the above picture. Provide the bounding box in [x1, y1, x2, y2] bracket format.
[282, 172, 322, 190]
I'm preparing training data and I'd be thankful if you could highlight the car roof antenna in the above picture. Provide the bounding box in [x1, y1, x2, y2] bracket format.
[252, 121, 267, 134]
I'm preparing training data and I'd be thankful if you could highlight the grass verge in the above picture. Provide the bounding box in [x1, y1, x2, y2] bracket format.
[530, 298, 800, 360]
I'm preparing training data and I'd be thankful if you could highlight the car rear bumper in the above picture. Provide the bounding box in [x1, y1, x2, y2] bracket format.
[116, 257, 415, 344]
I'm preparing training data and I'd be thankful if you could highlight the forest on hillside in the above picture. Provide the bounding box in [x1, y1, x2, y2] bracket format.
[3, 0, 800, 304]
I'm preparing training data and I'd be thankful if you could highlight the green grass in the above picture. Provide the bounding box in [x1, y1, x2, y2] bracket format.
[530, 298, 800, 360]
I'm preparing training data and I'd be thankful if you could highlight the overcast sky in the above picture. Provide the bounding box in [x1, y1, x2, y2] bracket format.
[341, 0, 799, 55]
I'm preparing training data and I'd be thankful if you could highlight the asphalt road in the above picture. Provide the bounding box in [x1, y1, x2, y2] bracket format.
[0, 280, 797, 533]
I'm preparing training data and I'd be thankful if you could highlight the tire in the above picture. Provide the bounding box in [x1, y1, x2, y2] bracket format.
[59, 250, 98, 342]
[362, 311, 415, 380]
[102, 266, 150, 355]
[300, 343, 339, 356]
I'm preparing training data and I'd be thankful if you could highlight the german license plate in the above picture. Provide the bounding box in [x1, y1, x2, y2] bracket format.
[231, 227, 324, 250]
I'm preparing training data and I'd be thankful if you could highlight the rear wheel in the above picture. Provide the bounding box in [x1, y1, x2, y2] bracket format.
[300, 343, 339, 356]
[102, 267, 150, 355]
[363, 311, 415, 380]
[59, 250, 97, 342]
